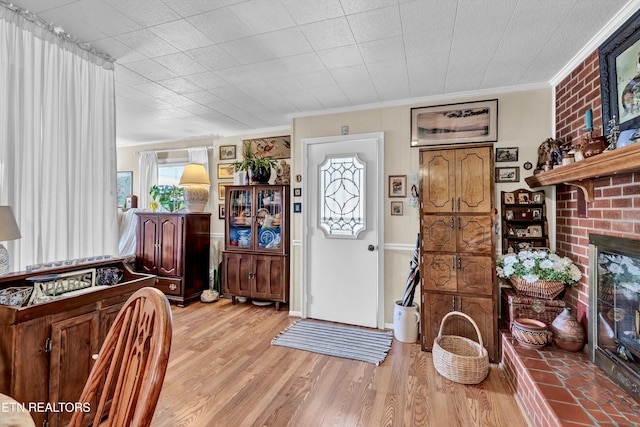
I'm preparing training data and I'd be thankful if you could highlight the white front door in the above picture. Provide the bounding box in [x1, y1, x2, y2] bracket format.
[302, 132, 384, 328]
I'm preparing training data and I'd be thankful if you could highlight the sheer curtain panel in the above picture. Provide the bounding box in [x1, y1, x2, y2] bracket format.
[0, 5, 117, 271]
[138, 151, 158, 210]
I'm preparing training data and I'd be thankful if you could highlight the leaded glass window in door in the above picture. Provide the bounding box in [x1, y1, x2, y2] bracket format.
[319, 154, 365, 238]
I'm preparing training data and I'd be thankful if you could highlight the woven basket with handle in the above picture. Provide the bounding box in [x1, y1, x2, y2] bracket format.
[432, 311, 489, 385]
[509, 277, 564, 300]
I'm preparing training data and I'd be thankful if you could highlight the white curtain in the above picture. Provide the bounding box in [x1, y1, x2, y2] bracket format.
[0, 5, 117, 271]
[138, 151, 158, 210]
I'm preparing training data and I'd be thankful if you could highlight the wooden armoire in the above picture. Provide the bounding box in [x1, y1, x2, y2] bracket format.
[419, 143, 498, 362]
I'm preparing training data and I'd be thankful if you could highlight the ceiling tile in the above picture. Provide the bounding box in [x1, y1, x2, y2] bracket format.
[115, 29, 179, 57]
[134, 82, 177, 97]
[92, 37, 147, 63]
[255, 28, 314, 58]
[300, 17, 356, 50]
[279, 53, 327, 75]
[280, 0, 344, 25]
[229, 0, 297, 34]
[103, 0, 180, 27]
[296, 70, 337, 89]
[359, 36, 405, 64]
[219, 37, 275, 65]
[186, 45, 239, 70]
[340, 0, 398, 15]
[157, 77, 203, 94]
[317, 44, 363, 69]
[114, 65, 151, 86]
[347, 6, 401, 43]
[185, 72, 229, 90]
[187, 8, 254, 43]
[157, 94, 199, 108]
[308, 85, 350, 109]
[399, 0, 456, 34]
[330, 64, 370, 84]
[339, 79, 380, 105]
[124, 59, 177, 80]
[154, 52, 207, 75]
[149, 19, 213, 51]
[160, 0, 241, 17]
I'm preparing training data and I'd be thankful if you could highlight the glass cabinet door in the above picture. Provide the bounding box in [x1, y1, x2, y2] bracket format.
[255, 187, 283, 250]
[227, 187, 252, 248]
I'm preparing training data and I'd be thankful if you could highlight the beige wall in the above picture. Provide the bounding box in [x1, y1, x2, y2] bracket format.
[290, 88, 555, 324]
[117, 88, 554, 325]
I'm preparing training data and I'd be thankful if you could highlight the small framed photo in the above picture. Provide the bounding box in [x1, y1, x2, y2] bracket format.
[391, 201, 403, 216]
[218, 183, 229, 200]
[217, 163, 235, 179]
[495, 167, 520, 183]
[518, 193, 530, 204]
[293, 202, 302, 213]
[388, 175, 407, 198]
[218, 203, 225, 220]
[293, 187, 302, 197]
[528, 225, 542, 237]
[532, 208, 542, 220]
[505, 210, 514, 220]
[532, 192, 544, 204]
[495, 147, 519, 162]
[219, 145, 236, 160]
[508, 227, 515, 236]
[504, 192, 515, 204]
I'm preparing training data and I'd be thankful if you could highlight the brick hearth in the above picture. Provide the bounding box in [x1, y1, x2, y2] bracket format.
[501, 332, 640, 426]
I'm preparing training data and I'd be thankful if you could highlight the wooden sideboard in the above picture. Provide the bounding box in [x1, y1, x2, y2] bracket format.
[0, 259, 156, 427]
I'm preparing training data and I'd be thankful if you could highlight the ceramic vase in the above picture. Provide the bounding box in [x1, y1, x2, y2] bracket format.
[250, 166, 271, 184]
[550, 308, 585, 352]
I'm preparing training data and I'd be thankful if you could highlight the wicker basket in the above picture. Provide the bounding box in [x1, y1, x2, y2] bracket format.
[510, 277, 564, 300]
[432, 311, 489, 385]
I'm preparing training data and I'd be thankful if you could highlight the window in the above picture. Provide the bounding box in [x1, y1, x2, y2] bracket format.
[158, 164, 185, 186]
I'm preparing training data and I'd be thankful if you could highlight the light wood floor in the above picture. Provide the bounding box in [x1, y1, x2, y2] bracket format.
[150, 298, 531, 427]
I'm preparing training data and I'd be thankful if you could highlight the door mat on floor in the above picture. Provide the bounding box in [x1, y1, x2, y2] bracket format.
[271, 320, 393, 365]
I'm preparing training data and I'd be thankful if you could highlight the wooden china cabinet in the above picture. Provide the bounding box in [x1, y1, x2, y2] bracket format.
[222, 185, 289, 310]
[135, 212, 211, 306]
[419, 143, 498, 362]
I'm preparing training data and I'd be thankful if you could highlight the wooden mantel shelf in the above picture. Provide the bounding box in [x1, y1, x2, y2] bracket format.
[524, 142, 640, 202]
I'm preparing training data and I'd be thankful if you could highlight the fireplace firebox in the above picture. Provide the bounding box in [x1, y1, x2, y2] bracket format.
[589, 234, 640, 402]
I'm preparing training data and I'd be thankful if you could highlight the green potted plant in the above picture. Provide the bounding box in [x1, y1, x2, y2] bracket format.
[232, 146, 277, 184]
[149, 185, 185, 212]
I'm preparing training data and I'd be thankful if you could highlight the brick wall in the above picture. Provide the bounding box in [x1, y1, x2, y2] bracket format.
[554, 51, 640, 327]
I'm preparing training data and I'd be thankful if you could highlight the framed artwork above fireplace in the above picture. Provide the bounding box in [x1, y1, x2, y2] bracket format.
[599, 8, 640, 132]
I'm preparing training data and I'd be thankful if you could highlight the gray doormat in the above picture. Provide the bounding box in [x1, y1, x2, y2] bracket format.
[271, 320, 393, 365]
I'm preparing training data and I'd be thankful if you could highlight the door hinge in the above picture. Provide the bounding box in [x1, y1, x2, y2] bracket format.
[45, 338, 52, 353]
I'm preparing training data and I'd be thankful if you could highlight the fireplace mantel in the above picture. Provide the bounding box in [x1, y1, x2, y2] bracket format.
[525, 142, 640, 202]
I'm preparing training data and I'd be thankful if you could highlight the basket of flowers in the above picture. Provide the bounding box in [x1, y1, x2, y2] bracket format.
[496, 250, 582, 300]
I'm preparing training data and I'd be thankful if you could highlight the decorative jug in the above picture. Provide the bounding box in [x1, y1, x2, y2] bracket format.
[550, 308, 585, 352]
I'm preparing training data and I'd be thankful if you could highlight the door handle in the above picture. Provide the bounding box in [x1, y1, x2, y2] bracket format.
[367, 244, 376, 251]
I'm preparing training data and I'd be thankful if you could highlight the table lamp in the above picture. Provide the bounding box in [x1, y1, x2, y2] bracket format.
[0, 206, 21, 275]
[179, 163, 211, 212]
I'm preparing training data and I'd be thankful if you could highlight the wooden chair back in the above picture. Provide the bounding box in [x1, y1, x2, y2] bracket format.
[69, 287, 172, 427]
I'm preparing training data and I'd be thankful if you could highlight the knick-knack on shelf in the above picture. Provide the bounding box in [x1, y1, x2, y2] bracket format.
[550, 308, 585, 352]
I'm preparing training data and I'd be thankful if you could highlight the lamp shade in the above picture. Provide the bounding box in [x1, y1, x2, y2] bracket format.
[0, 206, 21, 241]
[179, 163, 211, 186]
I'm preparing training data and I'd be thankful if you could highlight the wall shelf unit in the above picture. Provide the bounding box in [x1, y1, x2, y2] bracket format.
[501, 189, 548, 253]
[525, 143, 640, 201]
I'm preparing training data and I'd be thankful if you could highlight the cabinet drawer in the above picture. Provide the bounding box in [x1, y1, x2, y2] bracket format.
[156, 277, 183, 296]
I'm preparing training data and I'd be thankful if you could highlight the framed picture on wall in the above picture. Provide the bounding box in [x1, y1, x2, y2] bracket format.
[218, 204, 225, 220]
[219, 145, 236, 160]
[388, 175, 407, 197]
[600, 9, 640, 132]
[391, 201, 403, 216]
[217, 163, 235, 179]
[410, 99, 498, 146]
[495, 147, 518, 162]
[218, 183, 229, 200]
[495, 167, 520, 183]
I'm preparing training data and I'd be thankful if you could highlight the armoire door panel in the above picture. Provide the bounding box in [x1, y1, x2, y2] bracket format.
[421, 151, 455, 212]
[457, 256, 493, 295]
[422, 293, 454, 351]
[422, 216, 456, 252]
[457, 216, 493, 253]
[139, 217, 158, 274]
[158, 216, 181, 276]
[456, 147, 492, 213]
[458, 296, 495, 361]
[423, 254, 456, 292]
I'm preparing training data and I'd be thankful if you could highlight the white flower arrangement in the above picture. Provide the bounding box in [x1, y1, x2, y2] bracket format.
[496, 250, 582, 286]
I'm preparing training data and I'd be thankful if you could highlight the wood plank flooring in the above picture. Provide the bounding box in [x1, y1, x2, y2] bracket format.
[150, 298, 531, 427]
